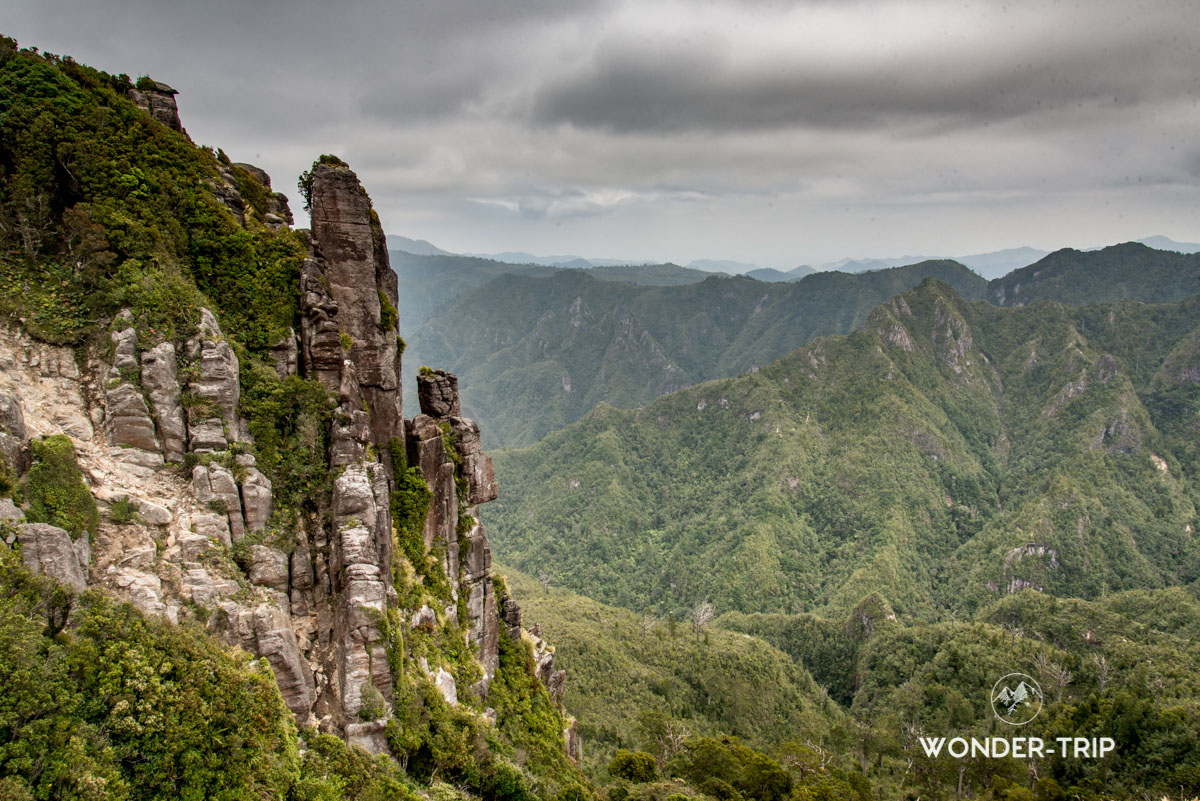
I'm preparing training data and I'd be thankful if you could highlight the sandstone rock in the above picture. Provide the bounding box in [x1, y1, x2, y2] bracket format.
[185, 309, 241, 453]
[290, 545, 314, 616]
[111, 566, 165, 617]
[449, 416, 498, 504]
[18, 523, 87, 590]
[140, 342, 186, 461]
[192, 463, 245, 542]
[239, 466, 273, 533]
[252, 604, 315, 721]
[500, 593, 523, 644]
[178, 532, 213, 561]
[249, 545, 290, 591]
[269, 329, 299, 378]
[298, 259, 343, 389]
[126, 80, 186, 134]
[332, 464, 393, 721]
[409, 415, 458, 551]
[111, 323, 138, 373]
[211, 166, 246, 226]
[548, 670, 566, 705]
[0, 497, 23, 522]
[435, 668, 458, 706]
[0, 391, 26, 471]
[232, 163, 294, 227]
[137, 498, 172, 527]
[305, 162, 403, 451]
[73, 533, 91, 575]
[106, 383, 161, 455]
[182, 567, 238, 606]
[417, 368, 461, 418]
[191, 511, 231, 548]
[308, 164, 395, 390]
[330, 361, 371, 467]
[565, 719, 582, 764]
[345, 720, 389, 755]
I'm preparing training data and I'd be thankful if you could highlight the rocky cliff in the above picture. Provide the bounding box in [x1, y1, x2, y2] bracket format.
[0, 153, 568, 759]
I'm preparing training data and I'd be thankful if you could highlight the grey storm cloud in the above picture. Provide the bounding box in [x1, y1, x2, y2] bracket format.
[4, 0, 1199, 265]
[529, 11, 1199, 134]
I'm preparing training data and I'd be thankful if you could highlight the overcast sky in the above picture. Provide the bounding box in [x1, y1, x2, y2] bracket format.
[6, 0, 1199, 267]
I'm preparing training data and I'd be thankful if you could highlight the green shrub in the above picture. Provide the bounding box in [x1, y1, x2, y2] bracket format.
[0, 454, 15, 497]
[359, 684, 387, 721]
[609, 750, 658, 783]
[22, 435, 98, 537]
[108, 496, 139, 524]
[379, 290, 399, 332]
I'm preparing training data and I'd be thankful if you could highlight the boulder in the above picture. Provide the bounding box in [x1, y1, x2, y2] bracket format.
[417, 368, 460, 418]
[18, 522, 87, 590]
[192, 463, 245, 542]
[238, 460, 273, 533]
[248, 545, 289, 592]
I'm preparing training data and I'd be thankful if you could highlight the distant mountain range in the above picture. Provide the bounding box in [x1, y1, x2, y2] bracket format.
[398, 243, 1200, 448]
[387, 233, 1197, 283]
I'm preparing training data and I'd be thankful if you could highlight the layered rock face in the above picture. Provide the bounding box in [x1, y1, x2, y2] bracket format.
[304, 162, 403, 458]
[126, 80, 186, 135]
[0, 155, 563, 759]
[409, 368, 500, 687]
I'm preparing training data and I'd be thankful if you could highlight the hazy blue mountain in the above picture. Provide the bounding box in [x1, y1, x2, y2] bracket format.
[745, 268, 792, 282]
[1137, 235, 1200, 254]
[686, 258, 764, 274]
[385, 233, 453, 256]
[956, 245, 1048, 278]
[585, 262, 721, 285]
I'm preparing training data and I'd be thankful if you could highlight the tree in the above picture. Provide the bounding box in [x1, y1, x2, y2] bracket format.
[608, 750, 657, 783]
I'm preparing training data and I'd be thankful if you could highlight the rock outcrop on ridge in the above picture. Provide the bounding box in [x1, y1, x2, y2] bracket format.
[0, 153, 566, 758]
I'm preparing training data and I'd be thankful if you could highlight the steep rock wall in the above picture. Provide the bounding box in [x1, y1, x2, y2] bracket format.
[0, 157, 566, 760]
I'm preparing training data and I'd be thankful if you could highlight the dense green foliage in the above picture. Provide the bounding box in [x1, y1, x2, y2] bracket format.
[241, 363, 337, 531]
[488, 282, 1200, 618]
[0, 41, 305, 350]
[988, 243, 1200, 308]
[21, 434, 98, 537]
[0, 546, 300, 799]
[403, 245, 1200, 448]
[500, 567, 1200, 798]
[406, 261, 986, 447]
[499, 567, 835, 776]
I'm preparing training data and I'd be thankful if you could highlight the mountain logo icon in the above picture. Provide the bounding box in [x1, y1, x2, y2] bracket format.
[990, 673, 1043, 725]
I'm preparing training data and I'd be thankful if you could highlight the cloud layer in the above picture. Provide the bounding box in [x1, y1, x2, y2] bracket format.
[7, 0, 1199, 265]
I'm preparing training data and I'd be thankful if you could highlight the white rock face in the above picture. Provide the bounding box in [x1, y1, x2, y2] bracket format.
[184, 309, 242, 453]
[140, 341, 186, 462]
[18, 523, 87, 590]
[436, 667, 458, 706]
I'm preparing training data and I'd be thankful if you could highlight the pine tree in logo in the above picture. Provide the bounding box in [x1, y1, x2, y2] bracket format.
[990, 673, 1043, 725]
